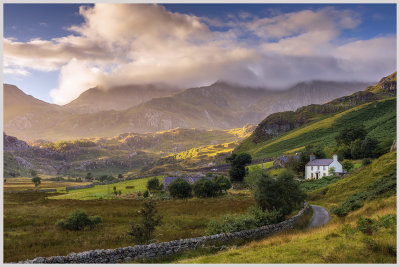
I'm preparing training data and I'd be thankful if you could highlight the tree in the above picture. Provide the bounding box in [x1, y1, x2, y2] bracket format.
[226, 153, 252, 182]
[342, 160, 354, 172]
[328, 166, 336, 176]
[253, 173, 279, 212]
[168, 178, 192, 199]
[32, 176, 41, 187]
[213, 175, 231, 194]
[127, 200, 162, 244]
[253, 170, 306, 215]
[362, 158, 372, 166]
[85, 172, 93, 181]
[192, 178, 216, 198]
[56, 209, 102, 231]
[350, 139, 363, 159]
[335, 125, 367, 146]
[361, 137, 379, 158]
[146, 177, 163, 192]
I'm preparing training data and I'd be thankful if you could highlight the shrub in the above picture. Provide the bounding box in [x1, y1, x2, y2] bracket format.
[143, 190, 149, 198]
[362, 158, 372, 166]
[56, 209, 102, 231]
[32, 176, 41, 187]
[146, 177, 162, 192]
[226, 153, 252, 182]
[248, 206, 283, 227]
[168, 178, 192, 199]
[342, 160, 354, 172]
[127, 200, 162, 244]
[126, 186, 135, 189]
[193, 178, 216, 198]
[213, 175, 232, 194]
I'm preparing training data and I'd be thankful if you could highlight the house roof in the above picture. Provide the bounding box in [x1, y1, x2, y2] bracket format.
[306, 159, 333, 166]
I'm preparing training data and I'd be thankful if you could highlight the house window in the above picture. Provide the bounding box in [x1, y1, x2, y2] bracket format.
[311, 166, 313, 170]
[324, 166, 327, 170]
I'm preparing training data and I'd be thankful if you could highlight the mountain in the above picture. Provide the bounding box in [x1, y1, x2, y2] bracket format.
[4, 80, 369, 141]
[236, 72, 396, 159]
[64, 84, 178, 113]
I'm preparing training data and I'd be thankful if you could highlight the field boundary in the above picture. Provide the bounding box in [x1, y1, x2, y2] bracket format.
[14, 202, 310, 264]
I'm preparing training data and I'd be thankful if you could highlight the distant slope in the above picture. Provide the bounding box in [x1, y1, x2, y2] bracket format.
[65, 84, 178, 113]
[236, 72, 396, 158]
[5, 80, 368, 141]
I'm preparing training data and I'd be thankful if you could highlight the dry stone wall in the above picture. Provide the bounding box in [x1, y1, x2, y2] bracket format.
[16, 202, 310, 264]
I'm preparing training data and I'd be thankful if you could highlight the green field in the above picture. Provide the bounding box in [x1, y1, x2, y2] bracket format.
[175, 152, 397, 263]
[237, 98, 396, 159]
[49, 176, 162, 200]
[4, 177, 92, 192]
[247, 161, 274, 171]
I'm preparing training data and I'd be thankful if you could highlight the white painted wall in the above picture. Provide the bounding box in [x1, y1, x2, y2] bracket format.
[305, 154, 343, 179]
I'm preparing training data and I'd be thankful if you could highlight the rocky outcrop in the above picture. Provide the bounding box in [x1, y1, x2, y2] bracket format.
[15, 202, 310, 264]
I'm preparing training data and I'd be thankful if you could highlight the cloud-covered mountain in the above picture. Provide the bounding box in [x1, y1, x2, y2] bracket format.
[4, 80, 369, 141]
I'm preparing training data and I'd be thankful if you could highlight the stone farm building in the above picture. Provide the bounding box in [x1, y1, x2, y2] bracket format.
[305, 154, 343, 179]
[162, 176, 212, 190]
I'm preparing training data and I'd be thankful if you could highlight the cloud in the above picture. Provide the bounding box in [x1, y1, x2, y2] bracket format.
[4, 4, 396, 104]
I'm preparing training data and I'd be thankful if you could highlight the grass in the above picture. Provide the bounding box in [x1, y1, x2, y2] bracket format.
[48, 176, 162, 200]
[3, 191, 255, 262]
[247, 161, 273, 171]
[237, 98, 395, 159]
[4, 177, 91, 192]
[170, 151, 396, 263]
[300, 176, 342, 192]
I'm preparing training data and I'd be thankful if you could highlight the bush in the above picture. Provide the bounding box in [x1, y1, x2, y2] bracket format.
[207, 207, 283, 234]
[342, 160, 354, 172]
[143, 190, 149, 198]
[193, 178, 216, 198]
[32, 176, 41, 187]
[213, 175, 232, 194]
[362, 158, 372, 166]
[146, 177, 163, 192]
[56, 209, 102, 231]
[226, 153, 252, 182]
[254, 169, 306, 216]
[168, 178, 192, 199]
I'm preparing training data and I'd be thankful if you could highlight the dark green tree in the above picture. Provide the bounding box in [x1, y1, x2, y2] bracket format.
[118, 174, 124, 179]
[213, 175, 232, 194]
[335, 125, 367, 146]
[32, 176, 41, 187]
[168, 178, 192, 199]
[127, 200, 162, 244]
[350, 139, 363, 159]
[146, 177, 162, 192]
[226, 153, 252, 182]
[193, 178, 216, 198]
[361, 137, 379, 158]
[85, 172, 93, 181]
[56, 209, 102, 231]
[342, 160, 354, 172]
[253, 173, 279, 211]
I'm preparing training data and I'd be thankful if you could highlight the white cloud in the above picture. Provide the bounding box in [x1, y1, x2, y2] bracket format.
[4, 4, 396, 104]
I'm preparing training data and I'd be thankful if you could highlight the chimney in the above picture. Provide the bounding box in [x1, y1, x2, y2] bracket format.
[310, 154, 316, 161]
[333, 153, 338, 161]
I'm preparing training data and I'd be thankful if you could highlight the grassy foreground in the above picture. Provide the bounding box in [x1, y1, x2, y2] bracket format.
[3, 190, 254, 262]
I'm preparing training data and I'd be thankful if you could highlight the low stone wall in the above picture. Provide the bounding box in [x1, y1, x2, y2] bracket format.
[16, 202, 310, 264]
[65, 184, 94, 191]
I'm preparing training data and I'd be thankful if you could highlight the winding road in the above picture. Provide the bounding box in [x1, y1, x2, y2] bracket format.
[306, 205, 330, 229]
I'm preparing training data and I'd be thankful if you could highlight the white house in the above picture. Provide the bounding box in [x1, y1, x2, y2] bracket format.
[305, 154, 343, 179]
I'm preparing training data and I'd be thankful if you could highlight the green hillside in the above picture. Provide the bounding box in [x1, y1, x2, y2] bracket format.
[176, 151, 397, 263]
[236, 98, 396, 159]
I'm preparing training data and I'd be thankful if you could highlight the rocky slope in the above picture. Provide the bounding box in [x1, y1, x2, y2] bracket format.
[4, 80, 369, 141]
[241, 72, 396, 146]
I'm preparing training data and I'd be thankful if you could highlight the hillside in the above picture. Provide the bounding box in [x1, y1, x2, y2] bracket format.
[177, 151, 397, 263]
[4, 80, 368, 141]
[64, 84, 178, 113]
[4, 125, 255, 177]
[236, 72, 396, 158]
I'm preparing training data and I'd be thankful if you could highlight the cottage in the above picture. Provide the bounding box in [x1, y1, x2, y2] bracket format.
[305, 154, 343, 179]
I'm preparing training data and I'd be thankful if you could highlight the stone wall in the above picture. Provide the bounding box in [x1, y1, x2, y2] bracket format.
[16, 202, 310, 264]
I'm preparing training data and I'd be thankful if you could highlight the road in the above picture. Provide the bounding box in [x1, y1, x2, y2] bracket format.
[306, 205, 330, 229]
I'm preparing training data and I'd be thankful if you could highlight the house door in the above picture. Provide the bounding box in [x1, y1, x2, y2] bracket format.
[316, 173, 319, 179]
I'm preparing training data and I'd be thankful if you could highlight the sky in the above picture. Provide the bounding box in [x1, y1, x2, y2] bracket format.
[3, 3, 397, 105]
